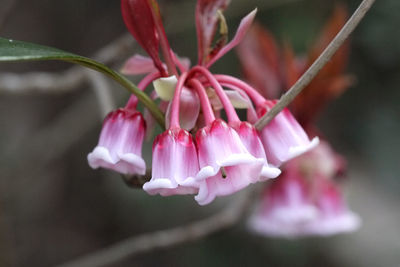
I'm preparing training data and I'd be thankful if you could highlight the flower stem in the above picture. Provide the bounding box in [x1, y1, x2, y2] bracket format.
[189, 79, 216, 125]
[191, 66, 240, 123]
[104, 68, 165, 128]
[169, 72, 189, 128]
[214, 74, 265, 107]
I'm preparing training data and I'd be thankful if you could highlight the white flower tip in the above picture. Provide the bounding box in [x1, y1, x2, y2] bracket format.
[287, 136, 320, 161]
[87, 146, 115, 169]
[306, 211, 362, 236]
[143, 178, 198, 196]
[153, 75, 178, 101]
[87, 146, 146, 175]
[260, 165, 281, 180]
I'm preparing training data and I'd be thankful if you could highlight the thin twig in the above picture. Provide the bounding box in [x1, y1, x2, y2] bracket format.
[85, 69, 116, 117]
[56, 189, 252, 267]
[254, 0, 376, 131]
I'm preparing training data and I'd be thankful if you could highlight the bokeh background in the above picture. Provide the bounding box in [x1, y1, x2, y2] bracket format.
[1, 0, 399, 266]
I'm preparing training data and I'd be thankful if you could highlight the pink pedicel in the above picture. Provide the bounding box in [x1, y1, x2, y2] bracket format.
[257, 100, 319, 167]
[88, 108, 146, 175]
[143, 128, 200, 196]
[194, 119, 264, 205]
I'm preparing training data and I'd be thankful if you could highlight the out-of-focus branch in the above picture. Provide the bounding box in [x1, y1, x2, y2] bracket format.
[57, 189, 252, 267]
[0, 34, 134, 94]
[85, 69, 116, 117]
[0, 0, 301, 95]
[254, 0, 376, 130]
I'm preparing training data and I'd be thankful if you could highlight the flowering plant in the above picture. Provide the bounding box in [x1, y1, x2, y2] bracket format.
[0, 0, 377, 264]
[85, 0, 320, 205]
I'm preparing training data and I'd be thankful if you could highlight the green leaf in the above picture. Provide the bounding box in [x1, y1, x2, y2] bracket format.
[0, 37, 165, 128]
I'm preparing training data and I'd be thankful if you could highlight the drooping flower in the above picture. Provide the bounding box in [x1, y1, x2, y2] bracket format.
[248, 168, 317, 238]
[195, 119, 265, 205]
[232, 121, 281, 180]
[257, 100, 319, 167]
[303, 176, 361, 236]
[248, 141, 360, 238]
[143, 128, 199, 196]
[88, 108, 146, 175]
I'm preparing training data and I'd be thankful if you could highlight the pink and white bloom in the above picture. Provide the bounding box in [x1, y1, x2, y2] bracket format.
[248, 169, 318, 238]
[257, 100, 319, 167]
[303, 176, 361, 236]
[88, 108, 146, 175]
[195, 119, 265, 205]
[143, 128, 200, 196]
[232, 121, 281, 180]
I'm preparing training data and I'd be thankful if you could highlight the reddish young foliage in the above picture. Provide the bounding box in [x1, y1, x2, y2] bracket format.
[196, 0, 231, 64]
[121, 0, 165, 74]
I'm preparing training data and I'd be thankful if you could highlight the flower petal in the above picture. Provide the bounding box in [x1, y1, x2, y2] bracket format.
[206, 9, 257, 67]
[153, 75, 178, 101]
[121, 54, 162, 75]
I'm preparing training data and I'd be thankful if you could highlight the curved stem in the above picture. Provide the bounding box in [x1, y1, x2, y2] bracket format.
[101, 68, 165, 128]
[171, 52, 188, 73]
[191, 66, 240, 123]
[189, 79, 215, 125]
[214, 74, 266, 107]
[125, 72, 162, 110]
[254, 0, 376, 131]
[169, 72, 189, 128]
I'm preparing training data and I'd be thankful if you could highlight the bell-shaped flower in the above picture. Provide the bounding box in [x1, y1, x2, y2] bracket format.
[232, 121, 281, 180]
[195, 119, 265, 205]
[87, 108, 146, 175]
[248, 169, 318, 238]
[302, 176, 361, 236]
[257, 100, 319, 167]
[143, 128, 200, 196]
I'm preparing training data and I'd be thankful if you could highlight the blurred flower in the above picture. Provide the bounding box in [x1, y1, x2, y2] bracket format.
[249, 141, 361, 237]
[248, 167, 318, 238]
[240, 4, 360, 236]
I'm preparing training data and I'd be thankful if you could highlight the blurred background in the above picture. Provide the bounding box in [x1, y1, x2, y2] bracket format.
[0, 0, 399, 266]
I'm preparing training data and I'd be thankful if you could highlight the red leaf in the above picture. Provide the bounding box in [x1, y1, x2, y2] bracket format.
[195, 0, 231, 64]
[121, 0, 165, 73]
[291, 4, 352, 126]
[237, 23, 283, 99]
[308, 3, 350, 80]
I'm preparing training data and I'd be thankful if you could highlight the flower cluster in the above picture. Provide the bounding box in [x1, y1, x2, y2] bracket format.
[248, 140, 360, 237]
[87, 0, 318, 205]
[239, 4, 360, 237]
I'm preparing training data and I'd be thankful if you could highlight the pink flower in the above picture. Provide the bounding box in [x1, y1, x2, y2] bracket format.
[303, 176, 361, 236]
[87, 108, 146, 175]
[248, 169, 318, 238]
[249, 141, 360, 238]
[143, 128, 200, 196]
[232, 121, 281, 180]
[195, 119, 265, 205]
[257, 100, 319, 167]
